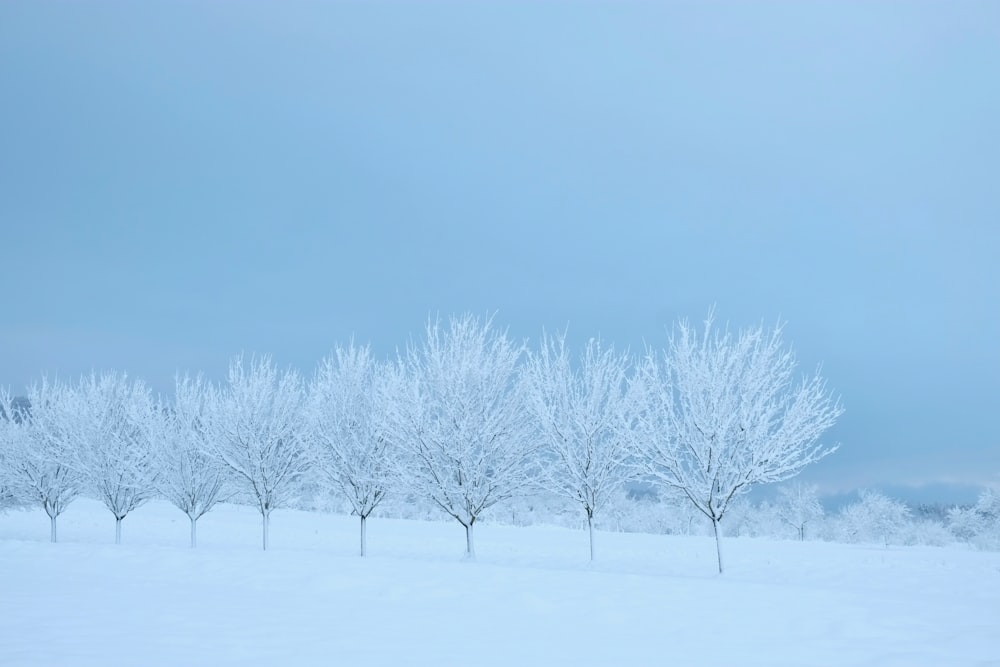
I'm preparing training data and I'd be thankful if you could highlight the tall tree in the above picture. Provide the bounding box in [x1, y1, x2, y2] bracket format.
[206, 355, 310, 551]
[638, 313, 842, 572]
[308, 343, 393, 556]
[153, 375, 229, 548]
[523, 333, 640, 560]
[386, 314, 535, 558]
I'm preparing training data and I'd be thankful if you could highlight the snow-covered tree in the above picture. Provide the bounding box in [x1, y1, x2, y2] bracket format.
[153, 375, 230, 548]
[948, 489, 1000, 549]
[4, 382, 85, 541]
[838, 490, 911, 547]
[522, 333, 640, 560]
[70, 373, 159, 544]
[0, 468, 15, 512]
[723, 497, 764, 538]
[308, 343, 393, 556]
[637, 313, 842, 572]
[206, 355, 310, 550]
[776, 482, 825, 541]
[901, 518, 953, 547]
[35, 373, 158, 544]
[947, 504, 980, 542]
[386, 314, 535, 558]
[0, 391, 27, 512]
[0, 461, 13, 512]
[970, 489, 1000, 543]
[601, 487, 711, 536]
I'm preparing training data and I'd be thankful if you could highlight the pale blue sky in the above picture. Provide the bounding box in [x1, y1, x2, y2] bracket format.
[1, 2, 998, 493]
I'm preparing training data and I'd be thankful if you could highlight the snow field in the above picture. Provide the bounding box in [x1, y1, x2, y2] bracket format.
[1, 499, 999, 667]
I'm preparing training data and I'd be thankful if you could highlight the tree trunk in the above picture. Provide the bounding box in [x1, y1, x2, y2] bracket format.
[50, 514, 58, 543]
[360, 514, 367, 557]
[587, 511, 595, 561]
[115, 516, 123, 545]
[190, 515, 198, 548]
[464, 521, 475, 559]
[262, 511, 270, 551]
[712, 517, 724, 574]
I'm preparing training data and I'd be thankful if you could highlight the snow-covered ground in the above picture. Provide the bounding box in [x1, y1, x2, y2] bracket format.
[1, 499, 998, 667]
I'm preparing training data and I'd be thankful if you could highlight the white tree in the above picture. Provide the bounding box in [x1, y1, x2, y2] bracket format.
[0, 458, 12, 512]
[3, 382, 85, 542]
[838, 490, 910, 547]
[948, 489, 1000, 549]
[153, 375, 230, 548]
[522, 333, 640, 560]
[725, 497, 767, 538]
[0, 467, 15, 512]
[57, 373, 159, 544]
[637, 313, 842, 572]
[386, 314, 535, 558]
[206, 355, 310, 551]
[947, 504, 980, 543]
[0, 390, 27, 513]
[776, 482, 825, 541]
[308, 343, 393, 556]
[970, 489, 1000, 546]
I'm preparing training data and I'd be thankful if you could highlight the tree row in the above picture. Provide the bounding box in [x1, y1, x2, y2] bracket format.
[0, 312, 842, 572]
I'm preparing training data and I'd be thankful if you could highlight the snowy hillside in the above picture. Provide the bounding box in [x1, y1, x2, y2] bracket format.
[2, 499, 998, 667]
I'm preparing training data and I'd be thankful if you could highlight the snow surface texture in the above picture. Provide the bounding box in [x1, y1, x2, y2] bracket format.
[2, 499, 998, 667]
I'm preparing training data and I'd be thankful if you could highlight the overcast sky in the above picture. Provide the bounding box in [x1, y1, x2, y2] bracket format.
[1, 1, 998, 494]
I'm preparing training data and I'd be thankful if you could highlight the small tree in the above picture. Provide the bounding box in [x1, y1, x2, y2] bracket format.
[153, 375, 229, 548]
[386, 314, 535, 558]
[637, 313, 842, 572]
[522, 333, 640, 560]
[776, 482, 824, 541]
[971, 488, 1000, 543]
[3, 383, 85, 542]
[308, 343, 394, 556]
[206, 355, 310, 551]
[948, 489, 1000, 549]
[725, 497, 770, 538]
[947, 505, 980, 543]
[838, 490, 910, 547]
